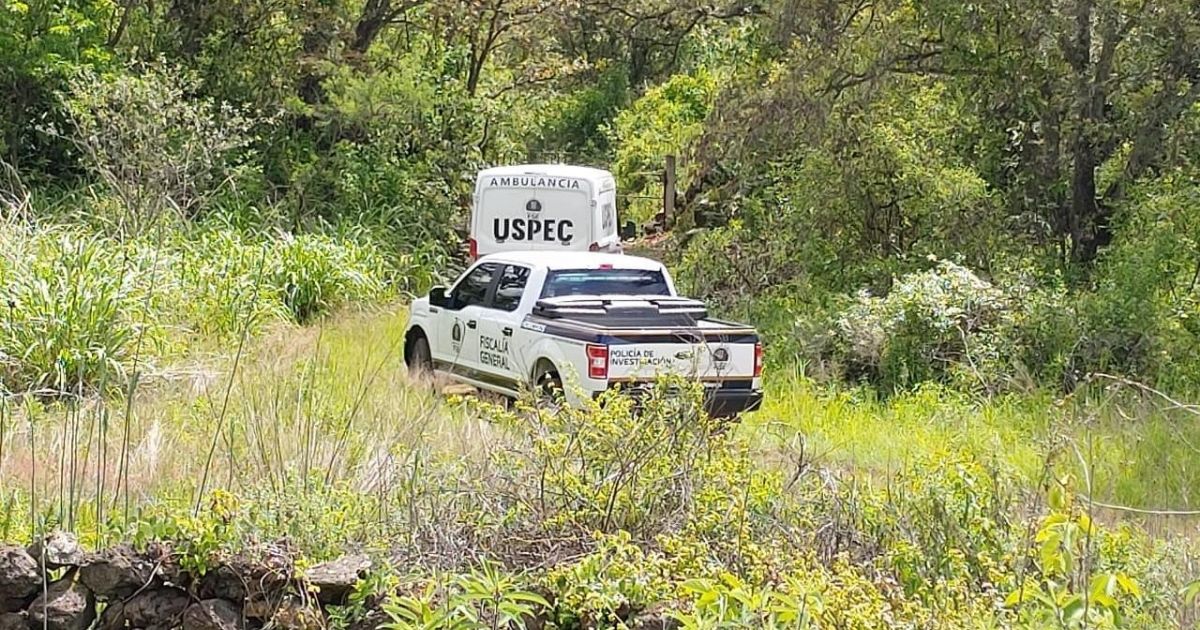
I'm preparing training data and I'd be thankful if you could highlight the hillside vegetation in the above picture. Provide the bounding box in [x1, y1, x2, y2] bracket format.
[2, 0, 1200, 628]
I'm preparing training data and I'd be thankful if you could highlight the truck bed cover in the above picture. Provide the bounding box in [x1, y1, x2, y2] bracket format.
[527, 295, 756, 342]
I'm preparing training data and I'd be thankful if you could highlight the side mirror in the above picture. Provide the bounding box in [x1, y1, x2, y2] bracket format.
[429, 286, 450, 308]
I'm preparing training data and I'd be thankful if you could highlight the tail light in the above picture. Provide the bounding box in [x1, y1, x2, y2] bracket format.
[753, 342, 764, 378]
[468, 238, 478, 260]
[586, 344, 609, 380]
[588, 242, 600, 252]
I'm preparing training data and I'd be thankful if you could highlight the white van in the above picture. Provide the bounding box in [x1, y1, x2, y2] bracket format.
[468, 164, 622, 259]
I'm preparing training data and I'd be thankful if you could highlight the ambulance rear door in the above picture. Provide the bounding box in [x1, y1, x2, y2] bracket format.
[473, 176, 595, 256]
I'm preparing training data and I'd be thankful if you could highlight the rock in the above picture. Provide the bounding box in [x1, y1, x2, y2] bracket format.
[182, 599, 242, 630]
[304, 554, 370, 605]
[144, 541, 188, 588]
[27, 576, 96, 630]
[28, 532, 85, 572]
[79, 544, 157, 600]
[246, 595, 322, 629]
[97, 587, 189, 630]
[197, 563, 251, 602]
[196, 550, 291, 603]
[0, 545, 40, 612]
[0, 612, 26, 630]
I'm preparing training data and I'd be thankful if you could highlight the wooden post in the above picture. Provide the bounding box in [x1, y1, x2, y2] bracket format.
[663, 154, 676, 230]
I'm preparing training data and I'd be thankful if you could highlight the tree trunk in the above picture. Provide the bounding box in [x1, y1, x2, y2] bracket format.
[1064, 0, 1104, 263]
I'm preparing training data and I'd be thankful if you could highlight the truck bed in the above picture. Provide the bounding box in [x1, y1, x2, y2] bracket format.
[525, 295, 757, 344]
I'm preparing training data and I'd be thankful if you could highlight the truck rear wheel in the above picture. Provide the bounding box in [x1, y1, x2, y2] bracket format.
[534, 362, 563, 409]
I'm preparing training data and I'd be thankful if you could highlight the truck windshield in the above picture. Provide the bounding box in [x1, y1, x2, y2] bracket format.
[541, 269, 670, 298]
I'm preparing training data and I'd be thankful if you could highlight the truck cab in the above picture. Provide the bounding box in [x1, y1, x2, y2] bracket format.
[469, 165, 622, 259]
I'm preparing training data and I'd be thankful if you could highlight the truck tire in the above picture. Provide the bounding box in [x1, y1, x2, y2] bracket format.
[406, 335, 433, 380]
[534, 361, 562, 409]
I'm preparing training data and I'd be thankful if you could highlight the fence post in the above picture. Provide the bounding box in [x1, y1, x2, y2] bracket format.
[663, 154, 676, 230]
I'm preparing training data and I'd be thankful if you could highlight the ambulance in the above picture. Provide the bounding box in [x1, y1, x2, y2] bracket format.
[468, 164, 623, 259]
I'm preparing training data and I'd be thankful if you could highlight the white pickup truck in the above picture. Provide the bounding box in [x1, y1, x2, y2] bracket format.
[403, 252, 764, 417]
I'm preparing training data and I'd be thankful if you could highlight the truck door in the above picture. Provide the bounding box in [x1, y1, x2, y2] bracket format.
[475, 264, 531, 390]
[434, 263, 498, 377]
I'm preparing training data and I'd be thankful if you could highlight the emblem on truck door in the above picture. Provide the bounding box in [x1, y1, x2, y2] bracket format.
[451, 321, 464, 353]
[526, 199, 542, 212]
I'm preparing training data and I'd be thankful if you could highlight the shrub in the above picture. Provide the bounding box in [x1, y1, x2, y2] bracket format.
[482, 379, 712, 536]
[832, 259, 1015, 391]
[61, 64, 257, 232]
[608, 70, 717, 225]
[270, 232, 391, 323]
[0, 225, 162, 394]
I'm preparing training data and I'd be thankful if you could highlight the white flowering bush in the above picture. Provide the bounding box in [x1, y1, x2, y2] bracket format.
[834, 259, 1015, 391]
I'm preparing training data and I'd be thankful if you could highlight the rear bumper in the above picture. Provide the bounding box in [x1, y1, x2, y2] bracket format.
[704, 388, 764, 418]
[595, 382, 763, 418]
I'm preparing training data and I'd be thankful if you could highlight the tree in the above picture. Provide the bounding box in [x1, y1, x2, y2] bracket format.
[62, 65, 255, 233]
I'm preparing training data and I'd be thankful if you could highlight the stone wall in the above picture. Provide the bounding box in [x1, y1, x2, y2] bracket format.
[0, 533, 371, 630]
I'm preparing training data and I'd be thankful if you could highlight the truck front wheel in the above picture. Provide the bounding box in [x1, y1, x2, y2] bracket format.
[406, 333, 433, 380]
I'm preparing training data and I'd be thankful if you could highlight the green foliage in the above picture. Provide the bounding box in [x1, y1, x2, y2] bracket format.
[61, 64, 257, 231]
[671, 572, 823, 629]
[831, 259, 1014, 391]
[0, 0, 114, 177]
[609, 70, 717, 224]
[525, 67, 630, 163]
[271, 231, 390, 323]
[0, 221, 396, 393]
[483, 377, 756, 537]
[381, 563, 549, 630]
[1006, 478, 1148, 628]
[0, 225, 156, 394]
[873, 450, 1014, 606]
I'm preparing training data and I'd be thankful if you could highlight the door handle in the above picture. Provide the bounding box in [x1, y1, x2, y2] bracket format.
[501, 327, 513, 336]
[467, 320, 477, 329]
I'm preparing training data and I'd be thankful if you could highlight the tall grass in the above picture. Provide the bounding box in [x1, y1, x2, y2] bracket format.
[0, 221, 396, 395]
[0, 307, 503, 549]
[1, 303, 1198, 626]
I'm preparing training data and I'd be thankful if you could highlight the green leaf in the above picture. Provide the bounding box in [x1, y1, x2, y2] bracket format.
[1115, 572, 1142, 598]
[1060, 596, 1086, 626]
[1181, 579, 1200, 605]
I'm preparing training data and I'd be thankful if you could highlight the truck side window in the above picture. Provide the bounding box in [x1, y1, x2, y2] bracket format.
[452, 263, 497, 308]
[492, 265, 530, 312]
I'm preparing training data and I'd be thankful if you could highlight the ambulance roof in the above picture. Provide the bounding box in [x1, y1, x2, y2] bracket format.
[477, 164, 613, 183]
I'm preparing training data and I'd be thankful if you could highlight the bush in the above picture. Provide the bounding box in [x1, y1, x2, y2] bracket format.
[270, 232, 391, 323]
[483, 378, 746, 538]
[831, 259, 1015, 391]
[608, 70, 717, 224]
[61, 64, 257, 232]
[0, 225, 162, 394]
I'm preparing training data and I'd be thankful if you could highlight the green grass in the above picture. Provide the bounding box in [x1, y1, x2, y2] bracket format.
[748, 367, 1200, 525]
